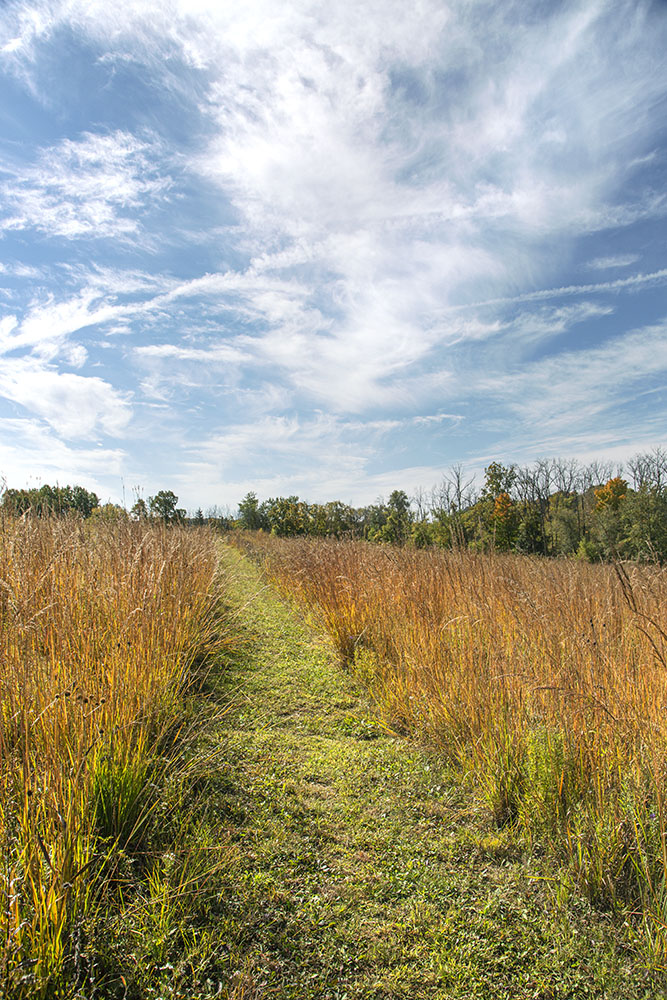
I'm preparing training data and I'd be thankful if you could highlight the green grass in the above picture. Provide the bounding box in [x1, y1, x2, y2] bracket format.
[202, 546, 662, 999]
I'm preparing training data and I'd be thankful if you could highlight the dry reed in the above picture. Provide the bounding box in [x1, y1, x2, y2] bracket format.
[0, 515, 226, 997]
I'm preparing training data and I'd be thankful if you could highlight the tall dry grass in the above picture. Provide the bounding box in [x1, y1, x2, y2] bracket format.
[0, 515, 226, 997]
[237, 532, 667, 953]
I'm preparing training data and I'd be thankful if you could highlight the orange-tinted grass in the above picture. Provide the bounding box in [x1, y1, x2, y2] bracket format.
[0, 515, 228, 996]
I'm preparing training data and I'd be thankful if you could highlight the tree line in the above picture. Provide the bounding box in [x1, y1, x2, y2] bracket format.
[236, 449, 667, 562]
[0, 484, 235, 529]
[1, 486, 189, 525]
[2, 447, 665, 560]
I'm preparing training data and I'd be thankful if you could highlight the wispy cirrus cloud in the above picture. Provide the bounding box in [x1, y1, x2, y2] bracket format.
[587, 253, 641, 271]
[462, 268, 667, 310]
[0, 130, 171, 242]
[1, 290, 121, 359]
[476, 320, 667, 437]
[136, 343, 248, 363]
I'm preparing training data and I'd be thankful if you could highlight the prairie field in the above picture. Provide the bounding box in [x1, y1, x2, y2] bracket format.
[0, 515, 228, 998]
[236, 532, 667, 954]
[5, 516, 667, 996]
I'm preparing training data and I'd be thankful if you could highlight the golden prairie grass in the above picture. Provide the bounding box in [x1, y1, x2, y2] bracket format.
[0, 515, 227, 997]
[236, 532, 667, 955]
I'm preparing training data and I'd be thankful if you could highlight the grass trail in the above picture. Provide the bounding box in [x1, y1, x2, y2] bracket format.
[212, 546, 657, 999]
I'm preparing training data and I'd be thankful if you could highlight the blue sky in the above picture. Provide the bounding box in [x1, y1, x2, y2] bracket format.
[0, 0, 665, 512]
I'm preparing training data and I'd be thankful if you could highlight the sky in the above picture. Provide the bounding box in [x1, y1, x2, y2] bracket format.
[0, 0, 666, 512]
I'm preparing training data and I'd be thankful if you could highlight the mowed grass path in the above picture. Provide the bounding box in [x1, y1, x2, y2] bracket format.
[212, 546, 657, 999]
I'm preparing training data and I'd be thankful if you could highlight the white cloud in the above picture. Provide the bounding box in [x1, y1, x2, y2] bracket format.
[412, 413, 462, 427]
[432, 301, 614, 348]
[196, 413, 380, 480]
[478, 320, 667, 436]
[503, 301, 615, 346]
[197, 413, 364, 470]
[587, 253, 641, 271]
[135, 343, 248, 363]
[0, 417, 127, 494]
[463, 268, 667, 311]
[0, 359, 132, 437]
[0, 314, 18, 347]
[0, 130, 170, 241]
[2, 263, 42, 278]
[3, 291, 119, 359]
